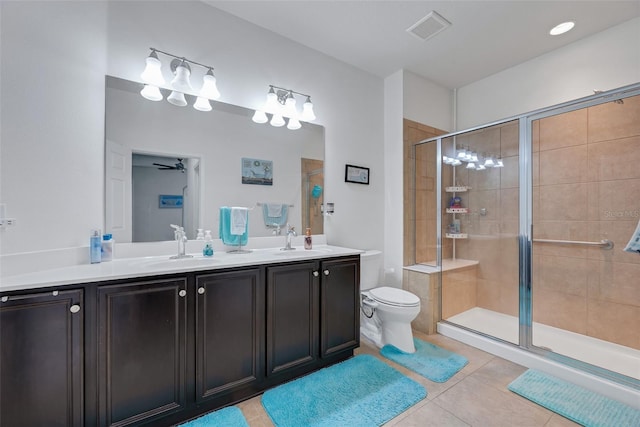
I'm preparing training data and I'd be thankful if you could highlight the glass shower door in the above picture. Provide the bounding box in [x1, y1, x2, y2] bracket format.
[530, 93, 640, 384]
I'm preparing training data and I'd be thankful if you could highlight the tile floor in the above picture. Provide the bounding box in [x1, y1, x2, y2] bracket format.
[237, 330, 580, 426]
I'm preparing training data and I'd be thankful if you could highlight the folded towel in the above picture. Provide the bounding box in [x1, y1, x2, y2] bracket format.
[219, 207, 249, 246]
[267, 203, 282, 217]
[624, 219, 640, 254]
[231, 207, 248, 235]
[262, 203, 288, 227]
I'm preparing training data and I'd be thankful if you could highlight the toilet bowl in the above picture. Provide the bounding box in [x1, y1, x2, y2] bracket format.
[360, 251, 421, 353]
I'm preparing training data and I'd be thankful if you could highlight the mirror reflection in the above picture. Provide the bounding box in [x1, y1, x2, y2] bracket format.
[105, 76, 324, 243]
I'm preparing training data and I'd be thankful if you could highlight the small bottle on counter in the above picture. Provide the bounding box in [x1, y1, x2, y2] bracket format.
[90, 229, 102, 264]
[101, 234, 114, 262]
[304, 228, 312, 250]
[203, 230, 214, 257]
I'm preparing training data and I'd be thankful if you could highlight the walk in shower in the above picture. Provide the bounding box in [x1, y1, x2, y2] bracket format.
[414, 83, 640, 404]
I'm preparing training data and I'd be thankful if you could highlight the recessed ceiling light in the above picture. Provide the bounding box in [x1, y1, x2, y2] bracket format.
[549, 21, 575, 36]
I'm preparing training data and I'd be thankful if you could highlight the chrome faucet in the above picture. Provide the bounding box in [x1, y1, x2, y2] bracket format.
[170, 224, 193, 259]
[282, 223, 297, 250]
[272, 223, 282, 236]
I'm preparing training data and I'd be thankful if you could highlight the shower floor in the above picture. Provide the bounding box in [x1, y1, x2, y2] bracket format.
[447, 307, 640, 381]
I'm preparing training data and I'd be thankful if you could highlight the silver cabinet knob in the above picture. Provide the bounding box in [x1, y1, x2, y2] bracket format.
[52, 290, 59, 296]
[323, 269, 330, 276]
[1, 296, 8, 303]
[313, 271, 319, 277]
[70, 304, 81, 314]
[179, 290, 187, 297]
[198, 287, 205, 295]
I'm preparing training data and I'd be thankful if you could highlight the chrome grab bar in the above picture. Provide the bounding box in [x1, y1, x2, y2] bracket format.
[533, 238, 614, 250]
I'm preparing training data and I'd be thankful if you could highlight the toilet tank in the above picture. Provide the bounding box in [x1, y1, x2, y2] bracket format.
[360, 250, 382, 290]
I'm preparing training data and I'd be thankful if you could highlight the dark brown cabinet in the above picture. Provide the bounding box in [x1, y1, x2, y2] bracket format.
[195, 268, 264, 403]
[266, 261, 319, 377]
[0, 289, 83, 427]
[97, 278, 187, 426]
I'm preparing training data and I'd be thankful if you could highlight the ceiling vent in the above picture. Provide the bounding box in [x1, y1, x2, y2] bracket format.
[406, 11, 451, 41]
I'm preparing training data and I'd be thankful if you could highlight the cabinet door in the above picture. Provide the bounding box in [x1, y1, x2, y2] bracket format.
[195, 268, 264, 402]
[266, 261, 318, 376]
[320, 256, 360, 358]
[0, 289, 83, 427]
[97, 278, 187, 426]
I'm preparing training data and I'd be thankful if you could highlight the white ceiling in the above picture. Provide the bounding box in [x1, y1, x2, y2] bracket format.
[205, 1, 640, 89]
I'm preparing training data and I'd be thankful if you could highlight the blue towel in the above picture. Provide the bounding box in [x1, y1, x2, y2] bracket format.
[219, 206, 248, 246]
[262, 203, 288, 227]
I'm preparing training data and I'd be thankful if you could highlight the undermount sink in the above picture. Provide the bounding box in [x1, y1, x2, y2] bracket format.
[272, 248, 333, 256]
[134, 256, 217, 269]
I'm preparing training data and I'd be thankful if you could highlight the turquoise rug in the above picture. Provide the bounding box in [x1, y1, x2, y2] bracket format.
[380, 338, 468, 383]
[261, 354, 426, 427]
[178, 406, 249, 427]
[508, 369, 640, 427]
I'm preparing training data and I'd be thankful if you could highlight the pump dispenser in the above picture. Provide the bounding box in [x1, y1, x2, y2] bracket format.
[90, 229, 102, 264]
[203, 230, 214, 257]
[304, 228, 312, 250]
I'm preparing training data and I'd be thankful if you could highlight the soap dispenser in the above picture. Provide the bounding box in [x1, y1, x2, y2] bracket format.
[203, 230, 214, 257]
[304, 228, 312, 250]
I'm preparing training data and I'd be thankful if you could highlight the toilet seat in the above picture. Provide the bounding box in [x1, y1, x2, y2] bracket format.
[369, 286, 420, 308]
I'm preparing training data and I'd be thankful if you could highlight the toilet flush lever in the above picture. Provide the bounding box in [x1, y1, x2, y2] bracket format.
[362, 297, 379, 309]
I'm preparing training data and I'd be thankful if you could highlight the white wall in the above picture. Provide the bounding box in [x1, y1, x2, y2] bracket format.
[0, 1, 384, 258]
[403, 70, 452, 132]
[457, 17, 640, 129]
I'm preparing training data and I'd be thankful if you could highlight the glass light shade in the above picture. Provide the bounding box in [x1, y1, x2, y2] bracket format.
[140, 84, 163, 101]
[301, 96, 316, 121]
[470, 152, 479, 162]
[442, 156, 450, 164]
[167, 91, 187, 107]
[284, 94, 297, 118]
[199, 70, 220, 100]
[270, 113, 285, 127]
[252, 110, 268, 124]
[466, 162, 476, 169]
[476, 164, 486, 170]
[457, 148, 466, 159]
[287, 117, 301, 130]
[495, 158, 505, 168]
[452, 159, 462, 166]
[141, 52, 165, 86]
[483, 157, 495, 167]
[171, 63, 193, 92]
[193, 96, 212, 112]
[266, 88, 278, 110]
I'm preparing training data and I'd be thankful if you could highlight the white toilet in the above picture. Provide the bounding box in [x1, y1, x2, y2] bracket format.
[360, 250, 421, 353]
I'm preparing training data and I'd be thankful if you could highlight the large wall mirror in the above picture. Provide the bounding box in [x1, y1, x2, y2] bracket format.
[105, 76, 325, 243]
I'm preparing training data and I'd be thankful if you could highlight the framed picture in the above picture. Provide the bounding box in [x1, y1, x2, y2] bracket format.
[159, 195, 183, 208]
[242, 157, 273, 186]
[345, 164, 370, 185]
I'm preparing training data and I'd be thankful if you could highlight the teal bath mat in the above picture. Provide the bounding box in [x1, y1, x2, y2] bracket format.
[261, 354, 426, 427]
[508, 369, 640, 427]
[179, 406, 249, 427]
[380, 338, 468, 382]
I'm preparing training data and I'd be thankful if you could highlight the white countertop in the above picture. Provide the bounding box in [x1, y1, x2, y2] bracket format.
[0, 245, 363, 293]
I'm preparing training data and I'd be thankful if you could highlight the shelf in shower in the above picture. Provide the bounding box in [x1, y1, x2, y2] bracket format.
[445, 186, 470, 193]
[446, 208, 468, 214]
[445, 233, 468, 239]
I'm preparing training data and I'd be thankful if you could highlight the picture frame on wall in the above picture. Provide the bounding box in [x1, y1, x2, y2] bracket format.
[345, 164, 370, 185]
[242, 157, 273, 186]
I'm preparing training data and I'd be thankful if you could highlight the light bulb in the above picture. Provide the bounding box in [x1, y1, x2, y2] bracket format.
[484, 157, 495, 167]
[171, 60, 193, 92]
[266, 87, 278, 110]
[466, 162, 476, 169]
[270, 113, 285, 127]
[457, 148, 466, 159]
[285, 92, 297, 118]
[301, 96, 316, 121]
[140, 84, 163, 101]
[167, 91, 187, 107]
[287, 117, 301, 130]
[141, 50, 165, 86]
[199, 69, 220, 100]
[193, 96, 212, 112]
[470, 152, 479, 162]
[252, 110, 268, 124]
[476, 164, 486, 170]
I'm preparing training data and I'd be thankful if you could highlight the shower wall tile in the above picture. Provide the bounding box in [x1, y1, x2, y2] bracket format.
[499, 155, 519, 189]
[587, 220, 640, 265]
[587, 260, 640, 307]
[534, 220, 589, 258]
[539, 254, 588, 297]
[468, 165, 500, 191]
[590, 178, 640, 221]
[469, 126, 501, 155]
[468, 189, 498, 221]
[442, 266, 477, 319]
[532, 119, 540, 152]
[539, 183, 588, 221]
[539, 108, 587, 151]
[500, 121, 520, 158]
[587, 299, 640, 349]
[588, 95, 640, 143]
[587, 136, 640, 182]
[539, 145, 588, 185]
[476, 278, 501, 313]
[499, 188, 519, 221]
[533, 288, 587, 335]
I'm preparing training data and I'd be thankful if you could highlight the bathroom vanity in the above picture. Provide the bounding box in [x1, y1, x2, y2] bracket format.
[0, 246, 360, 426]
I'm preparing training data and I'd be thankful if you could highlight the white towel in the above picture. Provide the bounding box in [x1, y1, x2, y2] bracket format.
[624, 219, 640, 254]
[230, 207, 248, 235]
[267, 203, 283, 217]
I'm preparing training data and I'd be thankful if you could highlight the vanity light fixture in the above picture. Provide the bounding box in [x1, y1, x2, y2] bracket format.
[253, 85, 316, 130]
[139, 47, 221, 112]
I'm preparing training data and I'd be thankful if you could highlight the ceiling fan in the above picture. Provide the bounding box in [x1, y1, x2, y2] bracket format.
[153, 158, 186, 173]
